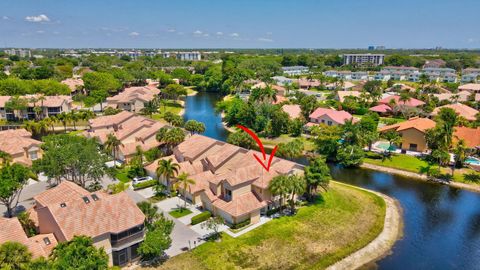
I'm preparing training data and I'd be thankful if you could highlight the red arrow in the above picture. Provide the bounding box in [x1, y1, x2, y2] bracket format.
[236, 125, 278, 172]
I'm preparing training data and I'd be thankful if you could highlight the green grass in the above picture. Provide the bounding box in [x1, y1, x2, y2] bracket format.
[151, 101, 183, 120]
[186, 87, 198, 95]
[67, 130, 84, 136]
[153, 182, 386, 270]
[114, 167, 131, 183]
[364, 154, 429, 173]
[260, 135, 316, 151]
[169, 208, 193, 218]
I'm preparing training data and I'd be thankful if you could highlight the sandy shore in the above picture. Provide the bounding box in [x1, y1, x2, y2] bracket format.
[327, 181, 403, 270]
[361, 163, 480, 193]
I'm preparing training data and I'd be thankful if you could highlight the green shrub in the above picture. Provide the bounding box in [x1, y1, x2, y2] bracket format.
[464, 173, 480, 183]
[266, 208, 280, 216]
[191, 211, 212, 225]
[230, 218, 251, 230]
[132, 179, 157, 190]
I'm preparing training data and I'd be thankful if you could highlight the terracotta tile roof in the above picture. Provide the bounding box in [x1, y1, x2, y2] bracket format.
[212, 192, 266, 218]
[188, 170, 216, 193]
[336, 91, 362, 102]
[379, 117, 436, 133]
[298, 78, 320, 88]
[369, 104, 392, 113]
[431, 103, 479, 121]
[61, 78, 84, 92]
[88, 111, 135, 129]
[458, 83, 480, 92]
[0, 129, 42, 166]
[378, 95, 425, 107]
[0, 96, 11, 107]
[32, 181, 145, 241]
[272, 95, 288, 105]
[281, 104, 302, 119]
[0, 217, 57, 258]
[309, 108, 355, 125]
[107, 86, 160, 104]
[433, 91, 471, 102]
[453, 127, 480, 148]
[175, 134, 218, 161]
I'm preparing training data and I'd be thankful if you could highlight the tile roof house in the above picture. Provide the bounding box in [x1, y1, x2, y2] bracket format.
[0, 95, 73, 120]
[335, 90, 362, 103]
[28, 181, 145, 266]
[458, 83, 480, 93]
[379, 117, 436, 152]
[0, 129, 42, 166]
[369, 104, 392, 115]
[453, 127, 480, 149]
[433, 91, 472, 102]
[298, 78, 320, 89]
[378, 95, 425, 108]
[145, 135, 304, 226]
[307, 108, 356, 127]
[281, 104, 302, 119]
[0, 217, 57, 258]
[84, 111, 167, 161]
[106, 86, 160, 113]
[431, 103, 479, 121]
[61, 78, 84, 93]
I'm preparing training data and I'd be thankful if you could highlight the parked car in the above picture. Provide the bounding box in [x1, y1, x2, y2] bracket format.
[132, 176, 153, 185]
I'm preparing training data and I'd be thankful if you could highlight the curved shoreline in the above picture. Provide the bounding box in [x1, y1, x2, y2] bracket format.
[361, 163, 480, 193]
[327, 181, 403, 270]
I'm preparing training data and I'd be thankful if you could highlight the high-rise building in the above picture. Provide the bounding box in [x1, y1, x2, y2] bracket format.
[343, 53, 385, 66]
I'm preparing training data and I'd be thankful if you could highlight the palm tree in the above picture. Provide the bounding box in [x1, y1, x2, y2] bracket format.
[140, 101, 158, 118]
[287, 175, 306, 214]
[156, 158, 180, 191]
[269, 175, 289, 211]
[37, 95, 46, 119]
[382, 130, 402, 152]
[69, 111, 79, 130]
[156, 127, 186, 154]
[104, 133, 122, 167]
[42, 117, 55, 133]
[54, 112, 69, 133]
[174, 172, 195, 210]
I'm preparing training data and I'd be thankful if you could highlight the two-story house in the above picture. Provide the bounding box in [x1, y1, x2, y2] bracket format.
[305, 107, 356, 127]
[27, 181, 145, 266]
[0, 129, 42, 166]
[106, 86, 160, 113]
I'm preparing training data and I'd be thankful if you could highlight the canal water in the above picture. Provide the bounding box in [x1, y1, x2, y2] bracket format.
[184, 91, 480, 270]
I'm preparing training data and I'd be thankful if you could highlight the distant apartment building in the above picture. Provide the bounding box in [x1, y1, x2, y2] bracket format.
[0, 129, 42, 166]
[281, 66, 309, 76]
[25, 181, 146, 266]
[0, 95, 73, 121]
[106, 86, 160, 113]
[382, 66, 419, 75]
[4, 48, 32, 58]
[462, 68, 480, 83]
[351, 71, 368, 80]
[343, 53, 385, 66]
[176, 51, 201, 61]
[84, 111, 166, 161]
[423, 59, 446, 69]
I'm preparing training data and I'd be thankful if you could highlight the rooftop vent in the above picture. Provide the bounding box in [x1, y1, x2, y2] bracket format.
[82, 196, 90, 204]
[43, 237, 51, 245]
[91, 194, 99, 201]
[60, 202, 66, 208]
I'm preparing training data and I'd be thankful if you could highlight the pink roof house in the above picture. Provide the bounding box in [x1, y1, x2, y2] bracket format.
[369, 104, 392, 115]
[307, 108, 355, 126]
[378, 95, 425, 108]
[281, 104, 302, 119]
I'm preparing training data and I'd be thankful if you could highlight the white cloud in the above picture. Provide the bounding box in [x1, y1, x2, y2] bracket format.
[53, 31, 60, 35]
[467, 38, 477, 43]
[2, 16, 9, 20]
[193, 30, 203, 35]
[203, 33, 210, 37]
[129, 31, 140, 37]
[167, 28, 176, 33]
[230, 33, 239, 37]
[216, 31, 224, 36]
[258, 37, 274, 42]
[36, 30, 45, 34]
[25, 14, 50, 23]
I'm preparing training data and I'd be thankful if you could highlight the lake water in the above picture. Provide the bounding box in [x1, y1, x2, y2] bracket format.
[184, 91, 480, 270]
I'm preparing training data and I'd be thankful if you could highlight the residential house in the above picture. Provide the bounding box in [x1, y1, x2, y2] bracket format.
[281, 104, 302, 119]
[336, 90, 362, 103]
[458, 83, 480, 93]
[408, 71, 421, 82]
[379, 117, 436, 152]
[298, 78, 320, 89]
[382, 66, 419, 75]
[61, 78, 84, 94]
[84, 111, 166, 161]
[369, 104, 392, 116]
[0, 129, 42, 166]
[442, 72, 458, 83]
[423, 59, 446, 69]
[461, 68, 480, 83]
[0, 217, 57, 259]
[0, 95, 73, 120]
[374, 71, 391, 81]
[351, 71, 368, 81]
[325, 81, 355, 90]
[106, 86, 160, 113]
[378, 95, 425, 108]
[27, 181, 145, 266]
[145, 135, 304, 226]
[453, 127, 480, 149]
[176, 51, 201, 61]
[306, 108, 356, 127]
[431, 103, 479, 121]
[271, 76, 295, 86]
[281, 66, 309, 76]
[433, 91, 471, 103]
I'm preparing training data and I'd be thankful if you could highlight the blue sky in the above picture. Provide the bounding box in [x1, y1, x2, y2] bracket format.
[0, 0, 479, 49]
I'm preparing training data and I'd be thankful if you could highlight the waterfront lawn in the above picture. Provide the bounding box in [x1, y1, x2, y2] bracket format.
[260, 135, 316, 152]
[186, 87, 197, 95]
[152, 101, 183, 120]
[364, 153, 429, 173]
[169, 208, 193, 218]
[151, 182, 386, 270]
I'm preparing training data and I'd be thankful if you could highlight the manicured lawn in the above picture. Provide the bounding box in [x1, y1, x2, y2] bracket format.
[152, 101, 183, 120]
[364, 154, 429, 173]
[169, 208, 193, 218]
[114, 167, 131, 183]
[186, 87, 198, 95]
[260, 135, 316, 151]
[152, 182, 386, 270]
[67, 130, 84, 136]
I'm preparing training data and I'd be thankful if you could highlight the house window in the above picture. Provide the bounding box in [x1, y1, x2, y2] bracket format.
[225, 189, 232, 200]
[409, 144, 418, 151]
[112, 248, 128, 266]
[29, 151, 38, 160]
[321, 120, 325, 123]
[327, 121, 332, 126]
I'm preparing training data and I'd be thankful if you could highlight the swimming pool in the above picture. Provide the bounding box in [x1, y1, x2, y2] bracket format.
[375, 141, 397, 151]
[465, 157, 480, 165]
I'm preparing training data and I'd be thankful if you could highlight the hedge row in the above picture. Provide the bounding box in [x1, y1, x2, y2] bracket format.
[230, 218, 251, 230]
[191, 211, 212, 225]
[132, 179, 157, 190]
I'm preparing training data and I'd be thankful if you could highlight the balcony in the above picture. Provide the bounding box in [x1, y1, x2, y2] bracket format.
[110, 225, 145, 249]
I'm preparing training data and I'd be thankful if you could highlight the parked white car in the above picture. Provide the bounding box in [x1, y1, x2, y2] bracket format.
[132, 176, 153, 185]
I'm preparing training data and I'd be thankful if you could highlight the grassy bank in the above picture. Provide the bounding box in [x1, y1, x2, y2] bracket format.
[148, 182, 386, 270]
[260, 135, 316, 152]
[152, 101, 183, 120]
